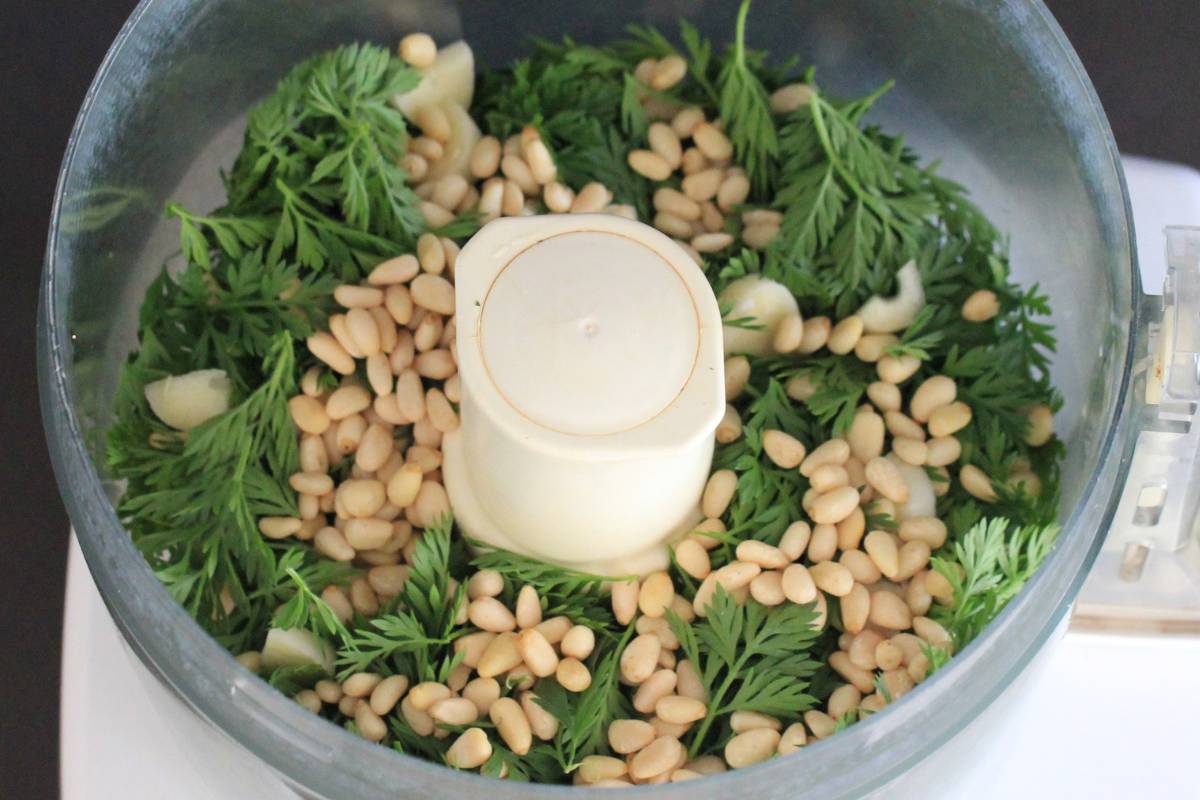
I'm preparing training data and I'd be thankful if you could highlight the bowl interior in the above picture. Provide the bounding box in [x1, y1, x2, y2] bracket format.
[42, 1, 1134, 798]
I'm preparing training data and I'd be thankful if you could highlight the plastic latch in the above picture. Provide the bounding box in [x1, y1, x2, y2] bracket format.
[1075, 227, 1200, 632]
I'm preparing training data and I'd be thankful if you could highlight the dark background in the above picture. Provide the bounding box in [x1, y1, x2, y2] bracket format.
[1, 1, 1197, 796]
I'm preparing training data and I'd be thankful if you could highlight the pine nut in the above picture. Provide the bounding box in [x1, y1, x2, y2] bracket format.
[654, 187, 701, 220]
[701, 470, 737, 518]
[960, 464, 997, 502]
[691, 231, 733, 253]
[397, 31, 436, 66]
[457, 677, 498, 718]
[408, 274, 454, 316]
[650, 54, 688, 90]
[797, 316, 831, 353]
[514, 629, 556, 678]
[476, 631, 522, 678]
[334, 284, 383, 309]
[682, 167, 723, 201]
[258, 516, 301, 540]
[811, 486, 860, 524]
[499, 154, 537, 194]
[334, 414, 365, 456]
[846, 630, 884, 671]
[446, 727, 492, 769]
[762, 429, 806, 469]
[728, 711, 780, 733]
[742, 223, 780, 250]
[838, 506, 867, 551]
[770, 82, 814, 113]
[864, 530, 901, 579]
[725, 355, 750, 400]
[367, 564, 409, 597]
[828, 683, 862, 720]
[609, 719, 656, 755]
[899, 516, 947, 549]
[692, 122, 732, 160]
[654, 211, 693, 238]
[671, 106, 705, 138]
[736, 540, 789, 569]
[500, 179, 525, 215]
[864, 381, 900, 412]
[420, 201, 454, 228]
[923, 570, 954, 608]
[914, 616, 953, 649]
[870, 590, 914, 630]
[800, 438, 850, 476]
[354, 423, 392, 471]
[478, 696, 532, 757]
[402, 153, 428, 182]
[962, 289, 1000, 321]
[579, 755, 628, 785]
[521, 128, 557, 184]
[469, 596, 517, 633]
[414, 349, 455, 379]
[549, 626, 593, 663]
[854, 333, 897, 363]
[837, 581, 869, 633]
[877, 354, 920, 384]
[570, 181, 611, 213]
[632, 669, 677, 714]
[477, 177, 504, 220]
[306, 333, 355, 377]
[336, 477, 384, 517]
[714, 561, 761, 593]
[313, 526, 354, 560]
[906, 570, 934, 616]
[327, 317, 360, 360]
[865, 456, 909, 503]
[454, 632, 496, 671]
[430, 696, 480, 726]
[809, 560, 854, 596]
[465, 135, 501, 179]
[928, 401, 972, 437]
[916, 437, 958, 471]
[647, 122, 683, 169]
[289, 472, 333, 496]
[910, 375, 957, 422]
[547, 657, 590, 693]
[776, 721, 808, 756]
[809, 464, 849, 494]
[527, 616, 568, 646]
[828, 651, 875, 693]
[413, 234, 444, 277]
[806, 523, 836, 562]
[828, 316, 864, 354]
[467, 570, 503, 600]
[881, 412, 922, 444]
[325, 385, 370, 422]
[841, 549, 882, 585]
[343, 518, 391, 550]
[632, 571, 671, 618]
[380, 287, 412, 330]
[543, 181, 574, 213]
[769, 313, 803, 355]
[749, 570, 786, 606]
[621, 634, 662, 684]
[628, 149, 673, 180]
[873, 639, 903, 671]
[715, 404, 742, 444]
[1025, 403, 1054, 446]
[847, 410, 886, 462]
[520, 690, 559, 740]
[671, 538, 710, 580]
[631, 735, 685, 780]
[717, 171, 750, 211]
[890, 437, 925, 466]
[682, 148, 709, 175]
[610, 579, 639, 625]
[425, 388, 458, 433]
[774, 521, 809, 562]
[781, 563, 817, 604]
[649, 697, 703, 728]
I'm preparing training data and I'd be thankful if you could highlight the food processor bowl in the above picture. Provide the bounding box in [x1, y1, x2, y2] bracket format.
[39, 1, 1138, 797]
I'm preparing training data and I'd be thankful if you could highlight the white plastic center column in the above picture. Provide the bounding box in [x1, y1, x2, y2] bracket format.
[441, 214, 725, 575]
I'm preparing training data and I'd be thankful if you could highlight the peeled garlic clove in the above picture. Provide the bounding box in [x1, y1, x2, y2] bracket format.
[719, 275, 800, 357]
[260, 628, 335, 674]
[143, 369, 232, 430]
[859, 261, 924, 334]
[392, 40, 475, 118]
[888, 454, 936, 520]
[424, 103, 481, 181]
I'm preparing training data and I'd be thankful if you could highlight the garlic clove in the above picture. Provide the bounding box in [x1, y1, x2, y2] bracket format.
[143, 368, 232, 430]
[391, 40, 475, 118]
[859, 261, 924, 334]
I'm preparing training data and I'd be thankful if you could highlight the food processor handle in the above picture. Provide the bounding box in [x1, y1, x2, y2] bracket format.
[1074, 226, 1200, 629]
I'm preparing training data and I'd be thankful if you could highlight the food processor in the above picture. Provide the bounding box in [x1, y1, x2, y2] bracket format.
[41, 0, 1200, 797]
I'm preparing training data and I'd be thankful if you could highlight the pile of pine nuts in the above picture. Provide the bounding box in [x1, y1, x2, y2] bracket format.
[256, 239, 464, 617]
[262, 577, 608, 773]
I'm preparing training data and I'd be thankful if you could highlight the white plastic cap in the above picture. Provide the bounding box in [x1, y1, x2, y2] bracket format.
[441, 214, 725, 574]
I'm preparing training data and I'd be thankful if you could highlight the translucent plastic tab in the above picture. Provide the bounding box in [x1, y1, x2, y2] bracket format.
[1076, 226, 1200, 630]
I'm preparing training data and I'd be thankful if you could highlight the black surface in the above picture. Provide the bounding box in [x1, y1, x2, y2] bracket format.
[0, 1, 1197, 797]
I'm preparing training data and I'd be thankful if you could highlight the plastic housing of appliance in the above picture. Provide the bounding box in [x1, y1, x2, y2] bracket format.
[443, 215, 724, 573]
[39, 1, 1148, 798]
